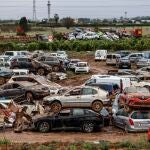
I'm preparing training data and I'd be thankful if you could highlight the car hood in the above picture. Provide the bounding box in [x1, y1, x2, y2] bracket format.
[127, 93, 150, 98]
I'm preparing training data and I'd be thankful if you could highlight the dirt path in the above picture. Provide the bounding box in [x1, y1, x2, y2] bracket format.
[0, 127, 145, 144]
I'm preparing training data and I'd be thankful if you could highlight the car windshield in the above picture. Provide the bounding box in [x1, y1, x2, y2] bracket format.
[125, 87, 150, 94]
[78, 63, 87, 67]
[131, 111, 150, 119]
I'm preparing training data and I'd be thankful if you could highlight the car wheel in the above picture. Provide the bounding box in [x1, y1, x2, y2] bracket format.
[37, 68, 45, 76]
[26, 92, 34, 103]
[52, 66, 59, 72]
[92, 101, 103, 112]
[82, 122, 94, 133]
[50, 102, 62, 113]
[38, 122, 50, 133]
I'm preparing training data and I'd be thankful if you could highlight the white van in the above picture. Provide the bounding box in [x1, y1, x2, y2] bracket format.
[85, 75, 131, 91]
[4, 51, 21, 58]
[106, 54, 120, 65]
[95, 50, 107, 61]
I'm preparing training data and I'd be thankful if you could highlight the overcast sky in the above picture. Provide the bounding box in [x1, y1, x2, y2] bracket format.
[0, 0, 150, 20]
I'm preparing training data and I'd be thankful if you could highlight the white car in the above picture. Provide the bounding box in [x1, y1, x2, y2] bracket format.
[68, 59, 81, 70]
[83, 32, 99, 40]
[0, 55, 10, 67]
[95, 50, 107, 61]
[57, 51, 68, 59]
[75, 62, 90, 73]
[43, 86, 110, 113]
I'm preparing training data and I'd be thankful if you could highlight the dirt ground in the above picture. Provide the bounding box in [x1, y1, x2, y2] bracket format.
[0, 53, 146, 144]
[0, 127, 146, 144]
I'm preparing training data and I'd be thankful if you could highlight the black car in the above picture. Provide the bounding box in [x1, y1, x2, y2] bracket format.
[10, 56, 52, 76]
[32, 108, 104, 133]
[0, 81, 50, 102]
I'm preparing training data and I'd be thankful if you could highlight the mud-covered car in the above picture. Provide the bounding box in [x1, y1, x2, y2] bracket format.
[8, 74, 62, 94]
[10, 56, 52, 76]
[43, 86, 110, 113]
[32, 108, 104, 133]
[119, 86, 150, 108]
[0, 81, 50, 102]
[37, 56, 65, 72]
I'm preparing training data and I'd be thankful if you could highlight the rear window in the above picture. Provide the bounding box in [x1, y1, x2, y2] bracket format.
[131, 111, 150, 119]
[107, 55, 112, 59]
[77, 63, 87, 67]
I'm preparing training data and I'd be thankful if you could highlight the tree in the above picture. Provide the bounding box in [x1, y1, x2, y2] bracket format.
[61, 17, 74, 29]
[54, 14, 59, 24]
[17, 17, 28, 35]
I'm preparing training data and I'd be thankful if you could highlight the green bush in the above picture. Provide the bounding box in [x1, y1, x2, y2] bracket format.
[0, 38, 150, 52]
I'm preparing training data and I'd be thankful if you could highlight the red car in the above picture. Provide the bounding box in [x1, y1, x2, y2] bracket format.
[120, 86, 150, 108]
[148, 128, 150, 142]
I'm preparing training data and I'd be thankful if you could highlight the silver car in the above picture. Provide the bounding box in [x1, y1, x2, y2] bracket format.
[43, 86, 110, 113]
[113, 109, 150, 132]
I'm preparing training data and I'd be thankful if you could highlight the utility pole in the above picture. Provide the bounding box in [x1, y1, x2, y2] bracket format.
[33, 0, 36, 21]
[47, 1, 51, 21]
[124, 11, 127, 19]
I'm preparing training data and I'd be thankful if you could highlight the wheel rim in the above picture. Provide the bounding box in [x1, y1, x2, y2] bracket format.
[51, 103, 61, 113]
[83, 122, 94, 133]
[39, 122, 49, 132]
[26, 93, 33, 102]
[92, 101, 102, 112]
[38, 68, 45, 75]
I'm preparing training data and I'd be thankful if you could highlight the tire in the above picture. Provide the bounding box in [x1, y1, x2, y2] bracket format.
[50, 101, 62, 113]
[38, 121, 50, 133]
[37, 68, 45, 76]
[52, 66, 59, 72]
[82, 122, 94, 133]
[92, 101, 103, 112]
[26, 92, 34, 103]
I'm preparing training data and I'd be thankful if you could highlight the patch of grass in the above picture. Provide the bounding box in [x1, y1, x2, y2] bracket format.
[0, 138, 11, 145]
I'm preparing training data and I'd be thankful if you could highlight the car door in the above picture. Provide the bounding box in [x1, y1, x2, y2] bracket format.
[114, 109, 125, 128]
[6, 83, 25, 99]
[80, 87, 97, 107]
[62, 88, 82, 107]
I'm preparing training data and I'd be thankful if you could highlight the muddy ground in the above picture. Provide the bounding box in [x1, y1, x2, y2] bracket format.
[0, 52, 146, 144]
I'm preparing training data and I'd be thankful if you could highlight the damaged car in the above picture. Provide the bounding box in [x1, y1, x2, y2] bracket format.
[0, 81, 50, 102]
[32, 108, 104, 133]
[43, 86, 110, 113]
[8, 74, 62, 95]
[10, 56, 52, 76]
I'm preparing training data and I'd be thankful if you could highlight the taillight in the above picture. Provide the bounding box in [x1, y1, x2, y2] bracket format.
[129, 118, 134, 126]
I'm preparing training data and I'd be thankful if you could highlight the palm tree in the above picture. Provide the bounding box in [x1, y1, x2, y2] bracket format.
[54, 14, 59, 25]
